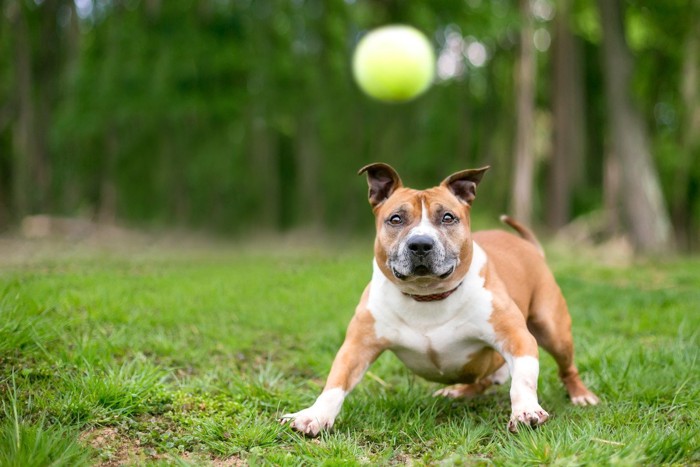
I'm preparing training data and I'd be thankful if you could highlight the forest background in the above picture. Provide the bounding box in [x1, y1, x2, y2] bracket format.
[1, 0, 698, 254]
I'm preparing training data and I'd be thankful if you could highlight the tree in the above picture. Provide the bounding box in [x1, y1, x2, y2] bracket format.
[548, 0, 585, 230]
[7, 1, 33, 217]
[511, 0, 537, 226]
[674, 3, 700, 249]
[7, 1, 72, 216]
[598, 0, 674, 253]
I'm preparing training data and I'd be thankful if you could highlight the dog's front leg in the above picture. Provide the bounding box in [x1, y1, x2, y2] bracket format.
[491, 302, 549, 432]
[504, 351, 549, 432]
[281, 307, 386, 437]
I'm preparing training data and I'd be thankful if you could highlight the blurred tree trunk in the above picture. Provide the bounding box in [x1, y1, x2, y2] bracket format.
[145, 0, 161, 17]
[604, 151, 622, 236]
[97, 12, 121, 225]
[296, 114, 322, 227]
[159, 132, 189, 226]
[250, 116, 281, 230]
[548, 0, 585, 230]
[9, 2, 33, 217]
[8, 1, 65, 216]
[247, 4, 281, 231]
[33, 0, 62, 213]
[98, 126, 118, 224]
[0, 98, 9, 227]
[511, 0, 536, 226]
[674, 9, 700, 250]
[598, 0, 673, 254]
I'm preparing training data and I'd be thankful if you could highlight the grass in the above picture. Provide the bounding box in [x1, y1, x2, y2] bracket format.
[1, 375, 92, 466]
[0, 237, 698, 465]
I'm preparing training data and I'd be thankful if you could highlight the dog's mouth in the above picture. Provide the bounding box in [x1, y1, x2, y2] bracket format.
[392, 265, 454, 280]
[414, 265, 430, 276]
[438, 266, 455, 279]
[392, 267, 408, 280]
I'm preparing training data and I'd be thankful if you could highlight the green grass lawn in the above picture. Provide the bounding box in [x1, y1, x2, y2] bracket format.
[1, 239, 698, 465]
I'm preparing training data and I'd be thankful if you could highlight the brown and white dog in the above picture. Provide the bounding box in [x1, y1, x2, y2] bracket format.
[281, 163, 599, 436]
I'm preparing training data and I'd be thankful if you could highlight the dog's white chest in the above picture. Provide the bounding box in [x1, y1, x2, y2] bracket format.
[367, 243, 496, 383]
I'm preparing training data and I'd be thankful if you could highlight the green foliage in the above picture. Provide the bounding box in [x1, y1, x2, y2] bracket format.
[0, 0, 698, 245]
[0, 242, 698, 464]
[0, 0, 527, 230]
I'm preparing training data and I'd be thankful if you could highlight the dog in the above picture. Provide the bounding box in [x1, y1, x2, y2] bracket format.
[281, 163, 599, 436]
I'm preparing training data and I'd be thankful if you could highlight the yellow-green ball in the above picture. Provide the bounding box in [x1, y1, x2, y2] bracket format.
[352, 25, 435, 103]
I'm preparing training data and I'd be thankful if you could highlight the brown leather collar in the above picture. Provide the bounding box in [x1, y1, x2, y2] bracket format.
[403, 282, 463, 302]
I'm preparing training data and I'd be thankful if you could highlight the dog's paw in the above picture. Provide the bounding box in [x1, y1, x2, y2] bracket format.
[508, 404, 549, 433]
[280, 408, 334, 437]
[571, 391, 600, 406]
[433, 383, 487, 399]
[434, 386, 468, 399]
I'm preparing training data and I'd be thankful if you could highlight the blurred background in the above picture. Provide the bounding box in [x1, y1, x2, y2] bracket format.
[0, 0, 697, 254]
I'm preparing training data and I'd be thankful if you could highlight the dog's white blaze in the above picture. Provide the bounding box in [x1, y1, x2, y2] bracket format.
[368, 242, 496, 382]
[508, 356, 540, 409]
[409, 200, 439, 239]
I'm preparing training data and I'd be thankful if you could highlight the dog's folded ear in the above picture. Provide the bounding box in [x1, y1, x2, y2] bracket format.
[358, 163, 403, 208]
[441, 166, 490, 205]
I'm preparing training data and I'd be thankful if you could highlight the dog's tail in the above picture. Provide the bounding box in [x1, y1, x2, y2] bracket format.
[499, 215, 545, 257]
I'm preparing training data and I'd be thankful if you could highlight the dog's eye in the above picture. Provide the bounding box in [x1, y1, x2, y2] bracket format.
[442, 213, 457, 224]
[388, 214, 403, 225]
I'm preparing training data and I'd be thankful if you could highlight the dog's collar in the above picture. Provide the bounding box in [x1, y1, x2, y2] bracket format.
[403, 282, 463, 302]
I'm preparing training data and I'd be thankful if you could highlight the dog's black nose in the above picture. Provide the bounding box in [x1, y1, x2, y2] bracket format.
[407, 235, 434, 257]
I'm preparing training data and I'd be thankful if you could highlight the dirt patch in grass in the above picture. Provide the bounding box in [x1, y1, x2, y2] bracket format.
[81, 426, 245, 466]
[210, 455, 247, 466]
[81, 427, 156, 466]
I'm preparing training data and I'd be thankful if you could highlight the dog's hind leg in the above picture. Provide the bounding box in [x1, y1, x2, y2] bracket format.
[433, 363, 510, 399]
[434, 348, 510, 399]
[528, 289, 600, 406]
[433, 379, 493, 399]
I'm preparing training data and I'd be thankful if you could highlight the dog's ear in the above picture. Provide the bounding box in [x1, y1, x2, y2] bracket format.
[358, 163, 403, 209]
[440, 166, 490, 205]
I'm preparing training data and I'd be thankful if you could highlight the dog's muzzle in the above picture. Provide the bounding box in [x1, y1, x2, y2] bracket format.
[407, 235, 434, 276]
[391, 235, 455, 280]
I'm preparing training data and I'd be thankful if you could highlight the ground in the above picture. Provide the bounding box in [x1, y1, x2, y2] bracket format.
[0, 235, 698, 465]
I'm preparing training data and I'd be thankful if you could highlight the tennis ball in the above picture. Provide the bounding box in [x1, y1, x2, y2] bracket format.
[352, 25, 435, 102]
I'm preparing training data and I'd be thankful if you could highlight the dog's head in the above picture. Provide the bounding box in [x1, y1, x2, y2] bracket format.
[359, 163, 489, 295]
